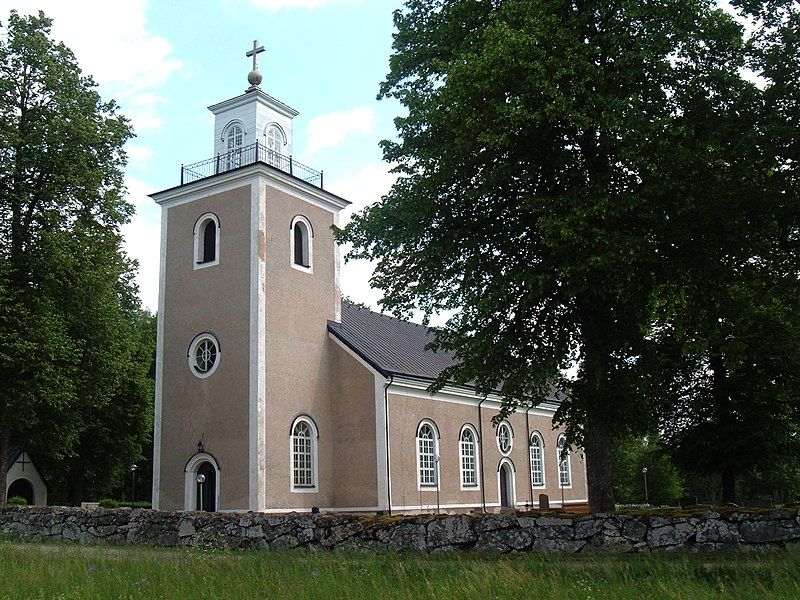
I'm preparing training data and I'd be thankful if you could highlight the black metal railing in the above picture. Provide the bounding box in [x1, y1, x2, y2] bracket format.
[180, 142, 323, 189]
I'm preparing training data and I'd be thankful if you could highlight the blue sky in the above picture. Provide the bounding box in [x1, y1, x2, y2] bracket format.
[1, 0, 404, 312]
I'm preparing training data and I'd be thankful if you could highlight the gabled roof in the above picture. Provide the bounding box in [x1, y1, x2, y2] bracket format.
[328, 302, 564, 404]
[6, 446, 22, 472]
[328, 302, 457, 381]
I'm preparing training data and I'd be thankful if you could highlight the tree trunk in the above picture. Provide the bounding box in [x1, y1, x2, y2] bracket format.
[585, 411, 615, 512]
[721, 468, 737, 504]
[67, 463, 85, 507]
[0, 433, 8, 505]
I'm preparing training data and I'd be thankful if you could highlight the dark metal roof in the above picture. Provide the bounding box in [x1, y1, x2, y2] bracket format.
[6, 446, 22, 471]
[329, 302, 565, 405]
[328, 302, 459, 381]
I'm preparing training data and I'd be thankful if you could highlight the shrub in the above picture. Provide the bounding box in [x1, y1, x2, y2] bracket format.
[6, 496, 27, 506]
[98, 499, 151, 509]
[98, 499, 120, 508]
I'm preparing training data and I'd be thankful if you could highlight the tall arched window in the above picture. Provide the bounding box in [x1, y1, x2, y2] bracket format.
[416, 421, 439, 489]
[266, 123, 284, 167]
[226, 123, 243, 169]
[530, 433, 545, 488]
[291, 416, 318, 491]
[193, 213, 220, 269]
[290, 215, 313, 272]
[459, 424, 479, 489]
[557, 434, 572, 488]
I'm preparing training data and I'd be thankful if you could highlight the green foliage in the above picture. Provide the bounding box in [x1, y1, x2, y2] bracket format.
[5, 497, 27, 506]
[0, 10, 151, 506]
[336, 0, 760, 511]
[98, 499, 152, 509]
[611, 436, 683, 506]
[98, 499, 119, 509]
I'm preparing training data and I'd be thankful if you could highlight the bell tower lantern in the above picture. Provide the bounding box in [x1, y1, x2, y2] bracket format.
[208, 40, 298, 161]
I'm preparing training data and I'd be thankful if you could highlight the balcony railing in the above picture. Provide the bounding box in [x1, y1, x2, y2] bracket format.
[180, 142, 323, 189]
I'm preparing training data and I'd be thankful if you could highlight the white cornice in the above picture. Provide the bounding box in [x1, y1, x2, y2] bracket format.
[150, 164, 350, 213]
[208, 89, 299, 119]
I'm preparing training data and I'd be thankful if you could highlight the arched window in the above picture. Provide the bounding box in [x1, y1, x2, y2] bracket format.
[557, 434, 572, 488]
[193, 213, 220, 269]
[188, 333, 221, 378]
[496, 421, 513, 456]
[226, 123, 243, 169]
[184, 452, 220, 512]
[290, 215, 313, 271]
[416, 420, 439, 489]
[291, 416, 318, 491]
[266, 123, 284, 167]
[459, 424, 479, 489]
[529, 433, 545, 488]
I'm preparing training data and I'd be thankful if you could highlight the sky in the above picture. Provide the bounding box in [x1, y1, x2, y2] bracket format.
[0, 0, 404, 315]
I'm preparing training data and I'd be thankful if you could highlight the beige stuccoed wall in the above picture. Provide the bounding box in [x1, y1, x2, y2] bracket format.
[159, 184, 252, 511]
[261, 184, 340, 510]
[387, 391, 588, 512]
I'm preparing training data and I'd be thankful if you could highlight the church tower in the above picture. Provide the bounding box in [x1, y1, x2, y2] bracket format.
[151, 42, 349, 512]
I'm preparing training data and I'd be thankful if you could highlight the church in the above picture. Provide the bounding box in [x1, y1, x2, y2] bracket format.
[150, 42, 587, 515]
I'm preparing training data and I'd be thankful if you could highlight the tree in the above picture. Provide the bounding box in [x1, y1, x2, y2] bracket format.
[611, 436, 683, 506]
[638, 0, 800, 504]
[336, 0, 754, 511]
[0, 11, 134, 504]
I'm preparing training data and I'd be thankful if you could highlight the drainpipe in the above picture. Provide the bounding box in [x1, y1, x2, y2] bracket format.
[526, 406, 534, 509]
[384, 374, 394, 515]
[477, 396, 487, 513]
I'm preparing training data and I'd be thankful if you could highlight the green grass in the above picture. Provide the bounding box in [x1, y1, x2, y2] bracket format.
[2, 541, 800, 599]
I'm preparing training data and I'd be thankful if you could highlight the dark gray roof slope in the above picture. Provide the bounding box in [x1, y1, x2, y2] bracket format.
[328, 302, 458, 381]
[6, 446, 22, 471]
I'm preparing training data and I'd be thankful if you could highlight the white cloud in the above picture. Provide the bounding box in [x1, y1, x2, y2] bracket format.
[121, 176, 159, 312]
[248, 0, 361, 11]
[126, 145, 154, 170]
[304, 106, 374, 154]
[1, 0, 181, 132]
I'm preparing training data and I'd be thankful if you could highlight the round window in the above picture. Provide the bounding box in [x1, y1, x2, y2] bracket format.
[189, 334, 220, 378]
[497, 422, 512, 455]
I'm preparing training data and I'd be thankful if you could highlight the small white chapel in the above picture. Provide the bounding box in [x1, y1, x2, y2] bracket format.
[150, 41, 587, 515]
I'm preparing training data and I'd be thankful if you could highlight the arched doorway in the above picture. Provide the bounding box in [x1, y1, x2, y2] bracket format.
[196, 461, 217, 512]
[499, 461, 515, 509]
[8, 479, 34, 505]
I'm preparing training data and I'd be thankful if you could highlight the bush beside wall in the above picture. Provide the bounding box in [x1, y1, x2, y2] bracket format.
[1, 506, 799, 553]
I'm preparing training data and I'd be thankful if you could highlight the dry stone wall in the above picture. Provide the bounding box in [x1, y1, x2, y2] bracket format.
[2, 506, 799, 553]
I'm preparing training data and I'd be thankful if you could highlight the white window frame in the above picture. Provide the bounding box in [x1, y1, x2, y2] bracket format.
[222, 120, 245, 170]
[529, 432, 545, 489]
[188, 333, 221, 379]
[496, 420, 513, 456]
[290, 215, 313, 273]
[416, 420, 440, 491]
[184, 452, 221, 512]
[265, 122, 287, 167]
[459, 424, 480, 490]
[497, 458, 516, 508]
[193, 212, 220, 270]
[557, 434, 572, 489]
[290, 416, 318, 493]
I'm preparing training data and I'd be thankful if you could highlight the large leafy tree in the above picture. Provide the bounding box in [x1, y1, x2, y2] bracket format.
[0, 11, 144, 504]
[337, 0, 755, 510]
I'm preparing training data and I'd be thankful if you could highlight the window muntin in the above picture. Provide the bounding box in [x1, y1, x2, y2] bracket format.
[188, 333, 220, 378]
[291, 417, 318, 491]
[557, 435, 572, 488]
[497, 421, 513, 455]
[417, 423, 437, 488]
[530, 433, 544, 488]
[290, 216, 312, 272]
[226, 124, 243, 169]
[266, 124, 283, 166]
[459, 426, 478, 488]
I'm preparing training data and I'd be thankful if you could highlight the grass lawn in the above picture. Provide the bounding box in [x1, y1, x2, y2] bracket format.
[2, 541, 799, 599]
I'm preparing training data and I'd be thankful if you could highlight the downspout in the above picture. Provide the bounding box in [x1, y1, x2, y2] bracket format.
[384, 374, 394, 515]
[477, 396, 487, 513]
[526, 407, 534, 509]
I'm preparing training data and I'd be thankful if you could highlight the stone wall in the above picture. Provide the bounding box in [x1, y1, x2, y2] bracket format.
[1, 506, 799, 553]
